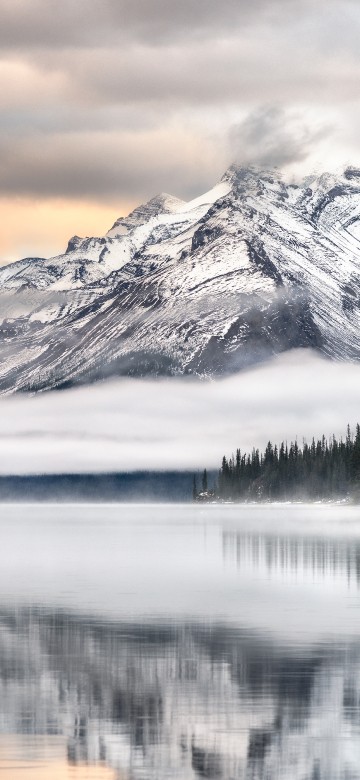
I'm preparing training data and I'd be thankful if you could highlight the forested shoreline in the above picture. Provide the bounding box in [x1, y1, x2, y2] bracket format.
[195, 425, 360, 502]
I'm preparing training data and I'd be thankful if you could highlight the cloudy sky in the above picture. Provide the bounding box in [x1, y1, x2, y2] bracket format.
[0, 0, 360, 262]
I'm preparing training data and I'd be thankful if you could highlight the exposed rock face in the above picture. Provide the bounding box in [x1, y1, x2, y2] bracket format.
[1, 165, 360, 392]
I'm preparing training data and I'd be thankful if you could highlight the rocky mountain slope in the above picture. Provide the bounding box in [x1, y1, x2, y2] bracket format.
[1, 164, 360, 392]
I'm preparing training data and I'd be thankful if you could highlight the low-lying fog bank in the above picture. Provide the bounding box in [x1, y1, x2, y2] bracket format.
[0, 349, 358, 474]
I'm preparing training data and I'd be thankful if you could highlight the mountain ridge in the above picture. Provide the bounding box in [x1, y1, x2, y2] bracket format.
[1, 164, 360, 392]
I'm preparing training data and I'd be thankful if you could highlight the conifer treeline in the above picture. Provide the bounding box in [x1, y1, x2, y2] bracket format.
[217, 425, 360, 501]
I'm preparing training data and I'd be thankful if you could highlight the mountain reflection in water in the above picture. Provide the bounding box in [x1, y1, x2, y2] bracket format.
[1, 503, 360, 779]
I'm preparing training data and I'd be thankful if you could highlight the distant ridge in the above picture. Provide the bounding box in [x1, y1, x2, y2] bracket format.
[0, 472, 197, 503]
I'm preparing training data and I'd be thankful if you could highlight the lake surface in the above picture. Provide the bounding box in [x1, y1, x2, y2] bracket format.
[1, 503, 360, 779]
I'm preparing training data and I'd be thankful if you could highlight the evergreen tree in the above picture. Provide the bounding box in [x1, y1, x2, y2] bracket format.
[202, 468, 208, 493]
[352, 424, 360, 495]
[192, 474, 197, 501]
[213, 425, 360, 502]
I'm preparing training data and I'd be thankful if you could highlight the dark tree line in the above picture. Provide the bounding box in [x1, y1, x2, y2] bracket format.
[216, 425, 360, 501]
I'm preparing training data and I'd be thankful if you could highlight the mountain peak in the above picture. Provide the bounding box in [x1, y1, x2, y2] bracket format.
[144, 193, 185, 213]
[221, 162, 282, 186]
[1, 163, 360, 392]
[107, 192, 185, 237]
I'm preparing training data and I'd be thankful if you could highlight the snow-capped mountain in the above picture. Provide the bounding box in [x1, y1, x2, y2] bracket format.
[1, 164, 360, 392]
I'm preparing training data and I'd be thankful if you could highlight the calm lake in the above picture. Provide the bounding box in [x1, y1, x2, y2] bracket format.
[1, 502, 360, 779]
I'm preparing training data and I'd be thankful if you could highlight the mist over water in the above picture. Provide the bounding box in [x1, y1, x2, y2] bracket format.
[0, 349, 359, 474]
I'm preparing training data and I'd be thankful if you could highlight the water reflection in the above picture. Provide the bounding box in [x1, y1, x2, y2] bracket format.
[1, 504, 360, 779]
[223, 530, 360, 585]
[1, 608, 360, 779]
[0, 740, 116, 780]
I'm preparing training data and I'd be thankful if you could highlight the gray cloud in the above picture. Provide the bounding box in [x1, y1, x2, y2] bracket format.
[0, 103, 335, 203]
[0, 129, 221, 201]
[0, 0, 321, 49]
[58, 42, 360, 107]
[0, 0, 359, 250]
[7, 47, 352, 117]
[229, 107, 332, 170]
[0, 30, 351, 205]
[0, 350, 358, 474]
